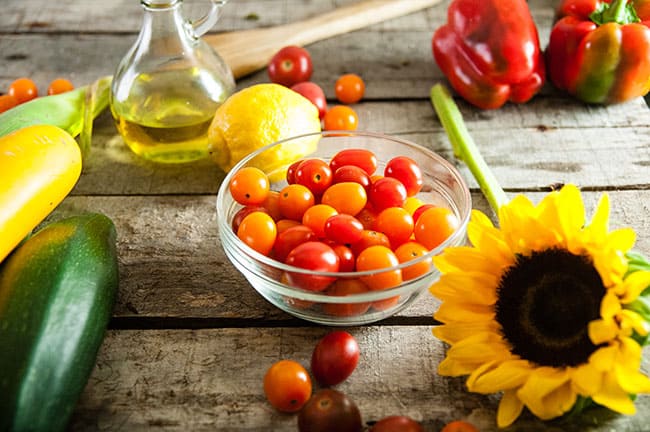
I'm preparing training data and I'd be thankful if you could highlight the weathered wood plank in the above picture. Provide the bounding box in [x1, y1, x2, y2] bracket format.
[68, 326, 650, 432]
[50, 190, 650, 320]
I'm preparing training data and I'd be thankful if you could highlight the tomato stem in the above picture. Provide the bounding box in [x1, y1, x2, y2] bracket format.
[430, 83, 508, 213]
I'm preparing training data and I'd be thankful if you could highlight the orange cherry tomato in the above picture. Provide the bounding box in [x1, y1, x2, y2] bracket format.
[47, 78, 74, 95]
[356, 245, 402, 290]
[414, 207, 460, 250]
[394, 241, 432, 281]
[323, 278, 371, 317]
[262, 190, 282, 221]
[277, 218, 302, 233]
[440, 420, 480, 432]
[320, 182, 367, 216]
[279, 184, 315, 221]
[302, 204, 338, 238]
[323, 105, 359, 131]
[373, 206, 414, 248]
[263, 359, 312, 413]
[229, 167, 270, 205]
[350, 230, 391, 256]
[237, 211, 277, 255]
[0, 94, 18, 114]
[8, 77, 38, 103]
[335, 73, 365, 104]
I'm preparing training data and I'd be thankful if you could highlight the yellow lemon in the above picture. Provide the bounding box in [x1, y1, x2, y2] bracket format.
[207, 83, 321, 174]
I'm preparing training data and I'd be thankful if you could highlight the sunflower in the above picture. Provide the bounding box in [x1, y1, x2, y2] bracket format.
[430, 184, 650, 427]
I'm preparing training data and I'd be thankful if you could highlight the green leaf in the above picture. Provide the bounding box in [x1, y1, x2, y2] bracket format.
[590, 0, 640, 25]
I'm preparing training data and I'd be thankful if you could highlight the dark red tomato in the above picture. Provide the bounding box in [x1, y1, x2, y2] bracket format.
[311, 331, 360, 386]
[286, 159, 304, 184]
[331, 244, 355, 272]
[370, 415, 425, 432]
[285, 241, 339, 291]
[368, 177, 407, 211]
[298, 389, 363, 432]
[330, 149, 377, 176]
[440, 420, 480, 432]
[384, 156, 423, 197]
[332, 165, 371, 191]
[273, 225, 318, 262]
[324, 214, 364, 245]
[295, 158, 333, 195]
[268, 45, 313, 87]
[412, 204, 436, 223]
[291, 81, 327, 119]
[231, 206, 270, 232]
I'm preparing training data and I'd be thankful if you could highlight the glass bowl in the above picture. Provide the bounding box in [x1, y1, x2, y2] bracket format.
[216, 131, 471, 326]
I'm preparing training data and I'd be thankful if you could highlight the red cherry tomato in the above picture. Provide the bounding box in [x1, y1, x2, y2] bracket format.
[229, 166, 270, 205]
[370, 415, 425, 432]
[231, 205, 270, 232]
[295, 158, 333, 196]
[47, 78, 74, 95]
[414, 207, 460, 250]
[330, 244, 355, 272]
[335, 73, 365, 104]
[268, 45, 313, 87]
[292, 81, 327, 119]
[286, 159, 303, 184]
[330, 149, 378, 176]
[324, 214, 364, 245]
[8, 77, 38, 103]
[350, 230, 391, 256]
[298, 389, 363, 432]
[412, 203, 436, 223]
[323, 278, 371, 317]
[263, 359, 312, 413]
[440, 420, 480, 432]
[311, 331, 360, 386]
[273, 225, 318, 262]
[285, 241, 339, 291]
[0, 94, 18, 114]
[323, 105, 358, 131]
[332, 165, 371, 191]
[384, 156, 423, 197]
[368, 177, 407, 211]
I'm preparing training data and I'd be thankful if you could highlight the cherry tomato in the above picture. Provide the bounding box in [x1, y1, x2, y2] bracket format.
[373, 207, 414, 248]
[302, 204, 339, 238]
[273, 225, 318, 262]
[384, 156, 423, 196]
[286, 159, 304, 184]
[394, 241, 432, 281]
[0, 94, 18, 114]
[311, 331, 360, 386]
[332, 165, 371, 191]
[268, 45, 313, 87]
[237, 211, 277, 255]
[229, 166, 270, 205]
[350, 230, 391, 256]
[355, 207, 378, 230]
[335, 73, 365, 104]
[330, 148, 377, 176]
[403, 197, 425, 216]
[368, 177, 407, 211]
[47, 77, 74, 95]
[356, 245, 403, 290]
[276, 219, 301, 233]
[279, 184, 315, 221]
[323, 278, 371, 317]
[263, 359, 312, 413]
[323, 105, 358, 131]
[292, 81, 327, 119]
[285, 241, 339, 291]
[321, 182, 367, 216]
[370, 415, 425, 432]
[330, 244, 355, 272]
[8, 77, 38, 103]
[414, 207, 460, 250]
[440, 420, 480, 432]
[298, 389, 363, 432]
[324, 214, 364, 245]
[261, 190, 282, 221]
[412, 203, 436, 223]
[231, 205, 269, 232]
[295, 158, 333, 195]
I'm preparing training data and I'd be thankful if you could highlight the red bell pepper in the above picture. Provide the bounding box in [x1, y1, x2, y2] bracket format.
[547, 0, 650, 104]
[432, 0, 545, 110]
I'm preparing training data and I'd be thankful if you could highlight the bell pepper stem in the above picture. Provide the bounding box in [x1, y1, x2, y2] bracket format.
[604, 0, 629, 23]
[430, 83, 509, 213]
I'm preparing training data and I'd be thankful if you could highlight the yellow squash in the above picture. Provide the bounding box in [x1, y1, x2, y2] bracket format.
[0, 125, 82, 262]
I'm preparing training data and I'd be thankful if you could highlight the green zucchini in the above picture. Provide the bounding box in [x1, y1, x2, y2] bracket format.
[0, 213, 119, 432]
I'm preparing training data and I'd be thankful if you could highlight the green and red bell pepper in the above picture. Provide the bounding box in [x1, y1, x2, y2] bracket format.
[432, 0, 545, 110]
[547, 0, 650, 104]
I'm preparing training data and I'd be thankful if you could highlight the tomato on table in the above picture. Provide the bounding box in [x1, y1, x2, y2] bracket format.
[263, 359, 312, 413]
[47, 78, 74, 95]
[291, 81, 327, 119]
[0, 94, 18, 114]
[440, 420, 480, 432]
[335, 73, 365, 104]
[370, 415, 425, 432]
[323, 105, 359, 131]
[298, 389, 363, 432]
[8, 77, 38, 103]
[268, 45, 313, 87]
[311, 331, 360, 386]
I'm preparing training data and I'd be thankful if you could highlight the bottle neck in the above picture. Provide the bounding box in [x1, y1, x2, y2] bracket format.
[139, 0, 187, 43]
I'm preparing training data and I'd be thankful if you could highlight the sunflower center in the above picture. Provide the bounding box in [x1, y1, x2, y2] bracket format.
[495, 248, 606, 367]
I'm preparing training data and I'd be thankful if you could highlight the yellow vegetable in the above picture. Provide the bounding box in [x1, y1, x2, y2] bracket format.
[0, 125, 82, 262]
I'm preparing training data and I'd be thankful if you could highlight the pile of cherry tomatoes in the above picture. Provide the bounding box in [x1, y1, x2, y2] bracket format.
[228, 148, 460, 317]
[263, 330, 479, 431]
[0, 77, 74, 114]
[267, 45, 365, 131]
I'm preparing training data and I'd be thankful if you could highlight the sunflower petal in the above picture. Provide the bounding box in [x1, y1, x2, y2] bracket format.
[587, 192, 609, 238]
[435, 246, 508, 275]
[619, 309, 649, 336]
[432, 321, 499, 345]
[614, 364, 650, 394]
[589, 344, 618, 371]
[592, 372, 636, 415]
[430, 272, 498, 305]
[601, 292, 622, 320]
[469, 359, 533, 393]
[555, 184, 586, 243]
[434, 301, 494, 324]
[588, 318, 619, 345]
[619, 270, 650, 304]
[497, 389, 524, 428]
[517, 367, 572, 420]
[571, 363, 603, 395]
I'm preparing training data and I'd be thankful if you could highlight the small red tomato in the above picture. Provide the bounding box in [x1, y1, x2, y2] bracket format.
[368, 177, 407, 211]
[440, 420, 480, 432]
[330, 148, 378, 176]
[285, 241, 339, 291]
[335, 73, 365, 104]
[286, 159, 304, 184]
[350, 230, 391, 256]
[295, 158, 333, 196]
[263, 359, 312, 413]
[298, 389, 363, 432]
[330, 244, 355, 272]
[231, 205, 269, 232]
[323, 105, 358, 131]
[370, 415, 425, 432]
[384, 156, 423, 196]
[273, 225, 318, 262]
[323, 278, 371, 317]
[268, 45, 313, 87]
[332, 165, 371, 191]
[311, 331, 360, 386]
[324, 214, 364, 245]
[292, 81, 327, 119]
[8, 77, 38, 103]
[47, 78, 74, 95]
[412, 204, 436, 223]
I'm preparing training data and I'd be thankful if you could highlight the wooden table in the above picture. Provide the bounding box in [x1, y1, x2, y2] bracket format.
[2, 1, 650, 431]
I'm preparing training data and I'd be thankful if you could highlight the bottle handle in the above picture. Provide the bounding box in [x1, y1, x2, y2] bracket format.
[185, 0, 228, 39]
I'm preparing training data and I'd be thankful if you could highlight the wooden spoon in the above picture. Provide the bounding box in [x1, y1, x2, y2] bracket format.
[206, 0, 442, 79]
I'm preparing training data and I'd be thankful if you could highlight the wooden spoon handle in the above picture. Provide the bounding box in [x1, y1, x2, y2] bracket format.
[206, 0, 442, 79]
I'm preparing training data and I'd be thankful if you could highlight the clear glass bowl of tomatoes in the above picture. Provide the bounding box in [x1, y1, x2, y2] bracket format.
[216, 131, 471, 325]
